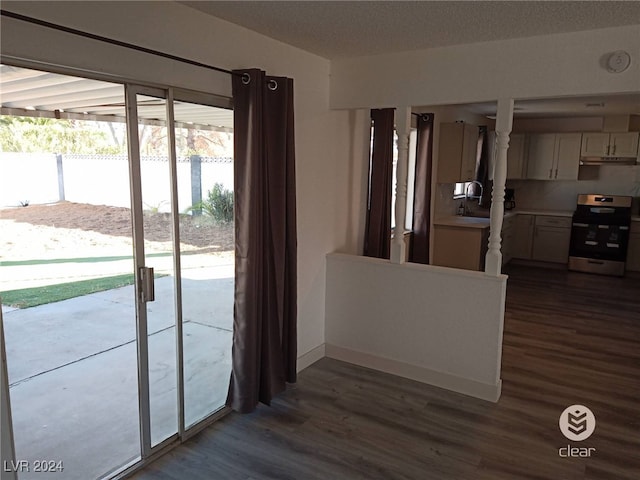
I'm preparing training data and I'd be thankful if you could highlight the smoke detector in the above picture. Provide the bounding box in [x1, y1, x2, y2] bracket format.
[606, 51, 631, 74]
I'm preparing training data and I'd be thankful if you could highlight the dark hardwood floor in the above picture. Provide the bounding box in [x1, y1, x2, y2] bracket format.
[130, 265, 640, 479]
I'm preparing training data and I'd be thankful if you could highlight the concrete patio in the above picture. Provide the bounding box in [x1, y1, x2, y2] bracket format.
[3, 264, 233, 480]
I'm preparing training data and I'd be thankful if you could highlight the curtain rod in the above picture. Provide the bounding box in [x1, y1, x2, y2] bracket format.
[0, 9, 237, 77]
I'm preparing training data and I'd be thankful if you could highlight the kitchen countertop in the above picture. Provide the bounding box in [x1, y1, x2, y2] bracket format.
[514, 209, 574, 217]
[434, 216, 491, 228]
[632, 216, 640, 222]
[434, 209, 573, 229]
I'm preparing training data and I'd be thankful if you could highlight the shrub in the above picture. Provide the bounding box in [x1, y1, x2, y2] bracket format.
[200, 183, 233, 223]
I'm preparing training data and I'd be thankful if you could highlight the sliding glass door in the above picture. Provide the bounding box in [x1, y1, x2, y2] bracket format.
[125, 85, 233, 457]
[1, 72, 141, 480]
[0, 71, 233, 479]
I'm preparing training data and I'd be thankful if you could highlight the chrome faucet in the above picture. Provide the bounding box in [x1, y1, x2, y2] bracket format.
[464, 180, 484, 214]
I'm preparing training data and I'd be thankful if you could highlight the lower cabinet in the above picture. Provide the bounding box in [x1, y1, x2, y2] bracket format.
[511, 214, 535, 259]
[501, 215, 515, 266]
[508, 214, 571, 265]
[531, 216, 572, 264]
[433, 225, 489, 271]
[434, 213, 573, 270]
[627, 222, 640, 272]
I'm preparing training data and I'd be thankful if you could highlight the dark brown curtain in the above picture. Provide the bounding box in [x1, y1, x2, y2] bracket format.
[227, 69, 297, 414]
[409, 113, 434, 264]
[363, 108, 395, 258]
[474, 126, 491, 206]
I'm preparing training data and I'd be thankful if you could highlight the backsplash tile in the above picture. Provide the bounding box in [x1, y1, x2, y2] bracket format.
[507, 165, 640, 213]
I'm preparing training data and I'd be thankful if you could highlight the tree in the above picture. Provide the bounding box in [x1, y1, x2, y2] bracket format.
[0, 116, 123, 154]
[0, 115, 234, 157]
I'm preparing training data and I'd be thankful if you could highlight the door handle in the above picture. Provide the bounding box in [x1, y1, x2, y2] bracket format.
[606, 144, 610, 156]
[612, 144, 616, 155]
[139, 266, 155, 302]
[554, 168, 558, 178]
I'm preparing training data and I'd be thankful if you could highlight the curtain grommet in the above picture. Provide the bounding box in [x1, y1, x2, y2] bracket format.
[242, 72, 251, 85]
[267, 79, 278, 91]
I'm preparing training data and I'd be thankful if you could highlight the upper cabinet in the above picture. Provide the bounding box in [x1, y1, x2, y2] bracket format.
[580, 132, 609, 157]
[488, 132, 527, 180]
[506, 133, 527, 180]
[581, 132, 639, 158]
[526, 133, 581, 180]
[437, 122, 479, 183]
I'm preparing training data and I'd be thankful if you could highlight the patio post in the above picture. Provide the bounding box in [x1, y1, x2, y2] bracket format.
[56, 153, 65, 202]
[190, 154, 202, 215]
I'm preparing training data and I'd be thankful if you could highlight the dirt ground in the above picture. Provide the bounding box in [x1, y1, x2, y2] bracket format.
[0, 202, 234, 262]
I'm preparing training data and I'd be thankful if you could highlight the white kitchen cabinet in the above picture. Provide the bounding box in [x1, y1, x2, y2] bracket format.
[626, 221, 640, 272]
[581, 132, 639, 158]
[511, 214, 535, 259]
[437, 122, 479, 183]
[531, 216, 572, 264]
[611, 132, 639, 157]
[501, 215, 515, 266]
[507, 133, 527, 179]
[526, 133, 581, 180]
[554, 134, 582, 179]
[580, 133, 610, 157]
[489, 132, 527, 180]
[526, 133, 555, 180]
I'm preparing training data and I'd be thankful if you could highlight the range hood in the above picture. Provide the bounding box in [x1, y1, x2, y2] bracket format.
[580, 157, 637, 166]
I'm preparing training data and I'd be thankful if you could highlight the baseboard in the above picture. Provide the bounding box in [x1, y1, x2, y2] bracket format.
[297, 343, 326, 373]
[325, 344, 502, 403]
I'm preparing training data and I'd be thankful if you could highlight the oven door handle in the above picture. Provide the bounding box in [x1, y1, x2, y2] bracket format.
[572, 223, 590, 227]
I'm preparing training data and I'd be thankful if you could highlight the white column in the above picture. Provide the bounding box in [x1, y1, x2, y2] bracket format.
[391, 106, 412, 264]
[485, 98, 514, 276]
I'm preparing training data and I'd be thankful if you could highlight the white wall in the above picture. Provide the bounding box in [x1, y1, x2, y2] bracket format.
[330, 108, 371, 255]
[0, 0, 356, 359]
[325, 254, 507, 401]
[330, 25, 640, 109]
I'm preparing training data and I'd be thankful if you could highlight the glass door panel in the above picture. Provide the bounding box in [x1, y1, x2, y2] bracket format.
[172, 99, 234, 428]
[133, 93, 179, 447]
[1, 74, 140, 478]
[125, 85, 234, 458]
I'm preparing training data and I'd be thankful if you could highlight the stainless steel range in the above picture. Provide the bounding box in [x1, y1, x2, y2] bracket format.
[568, 194, 632, 276]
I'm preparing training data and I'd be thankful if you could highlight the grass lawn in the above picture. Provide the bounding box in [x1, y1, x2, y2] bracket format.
[1, 273, 164, 309]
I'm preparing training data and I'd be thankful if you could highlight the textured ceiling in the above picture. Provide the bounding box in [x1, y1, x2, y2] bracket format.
[180, 1, 640, 59]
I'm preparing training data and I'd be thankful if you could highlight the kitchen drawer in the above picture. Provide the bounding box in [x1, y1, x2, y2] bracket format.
[535, 215, 572, 228]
